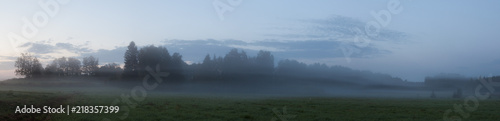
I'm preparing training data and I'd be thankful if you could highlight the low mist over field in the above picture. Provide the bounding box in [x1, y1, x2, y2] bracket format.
[4, 45, 500, 98]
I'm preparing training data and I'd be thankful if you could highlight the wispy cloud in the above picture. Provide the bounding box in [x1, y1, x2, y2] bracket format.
[268, 15, 408, 42]
[79, 47, 127, 64]
[160, 39, 391, 64]
[226, 45, 286, 52]
[19, 40, 92, 58]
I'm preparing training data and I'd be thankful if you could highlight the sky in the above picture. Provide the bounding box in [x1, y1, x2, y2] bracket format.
[1, 0, 500, 81]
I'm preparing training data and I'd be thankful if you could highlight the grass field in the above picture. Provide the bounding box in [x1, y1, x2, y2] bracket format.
[1, 89, 500, 121]
[1, 78, 499, 121]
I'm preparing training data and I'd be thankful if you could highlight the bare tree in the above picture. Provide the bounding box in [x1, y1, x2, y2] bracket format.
[14, 53, 43, 78]
[82, 56, 99, 76]
[57, 57, 68, 76]
[67, 57, 81, 76]
[44, 60, 58, 77]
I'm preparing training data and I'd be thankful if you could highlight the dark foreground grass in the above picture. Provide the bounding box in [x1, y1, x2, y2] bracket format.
[1, 90, 499, 121]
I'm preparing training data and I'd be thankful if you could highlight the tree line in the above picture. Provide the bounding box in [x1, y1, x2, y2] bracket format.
[15, 53, 123, 80]
[14, 41, 407, 86]
[13, 41, 188, 81]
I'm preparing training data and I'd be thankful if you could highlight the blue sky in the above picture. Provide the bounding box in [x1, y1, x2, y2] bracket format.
[1, 0, 500, 81]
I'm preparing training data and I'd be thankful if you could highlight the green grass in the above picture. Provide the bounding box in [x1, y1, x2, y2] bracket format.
[1, 90, 500, 121]
[1, 78, 499, 120]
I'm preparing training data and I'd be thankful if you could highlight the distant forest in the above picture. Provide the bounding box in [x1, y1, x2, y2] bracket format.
[13, 41, 404, 82]
[12, 41, 500, 95]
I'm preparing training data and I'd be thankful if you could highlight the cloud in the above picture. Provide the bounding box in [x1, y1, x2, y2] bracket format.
[1, 40, 94, 66]
[23, 42, 56, 54]
[0, 56, 17, 62]
[20, 40, 92, 56]
[79, 47, 127, 65]
[226, 45, 286, 52]
[260, 15, 408, 60]
[3, 15, 401, 71]
[55, 42, 92, 53]
[268, 15, 408, 42]
[159, 39, 390, 65]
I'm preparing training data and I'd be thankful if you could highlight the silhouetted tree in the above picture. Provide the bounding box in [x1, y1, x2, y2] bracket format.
[196, 54, 214, 80]
[170, 52, 187, 81]
[43, 57, 82, 77]
[254, 50, 274, 76]
[82, 56, 99, 76]
[67, 57, 81, 76]
[56, 57, 68, 76]
[123, 41, 139, 78]
[137, 45, 171, 78]
[222, 49, 250, 80]
[44, 62, 57, 77]
[44, 59, 62, 77]
[14, 53, 43, 78]
[203, 54, 212, 66]
[275, 59, 307, 78]
[196, 54, 216, 80]
[97, 63, 123, 80]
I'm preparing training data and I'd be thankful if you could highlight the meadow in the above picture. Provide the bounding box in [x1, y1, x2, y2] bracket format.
[1, 79, 499, 121]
